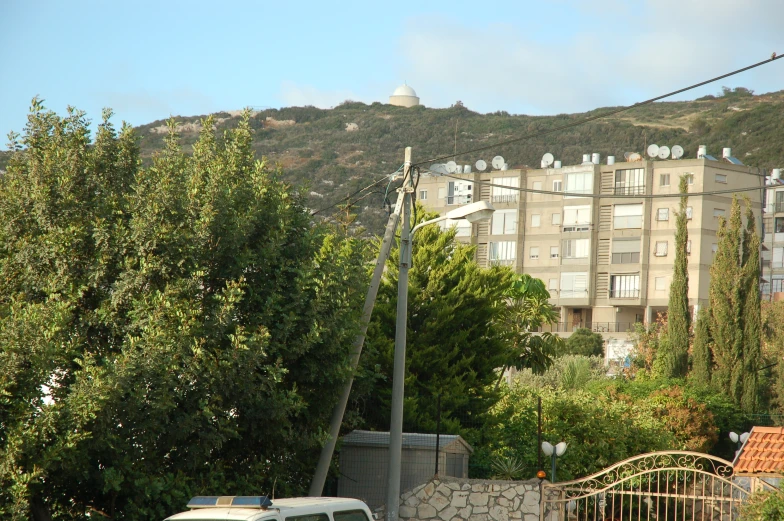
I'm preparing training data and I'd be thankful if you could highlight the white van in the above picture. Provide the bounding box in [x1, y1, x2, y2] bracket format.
[165, 496, 374, 521]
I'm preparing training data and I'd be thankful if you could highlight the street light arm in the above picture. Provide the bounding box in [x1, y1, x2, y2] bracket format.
[411, 215, 449, 237]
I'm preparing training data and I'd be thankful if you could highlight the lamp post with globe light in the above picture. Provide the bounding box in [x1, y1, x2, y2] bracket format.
[729, 431, 750, 457]
[385, 153, 496, 521]
[541, 441, 568, 483]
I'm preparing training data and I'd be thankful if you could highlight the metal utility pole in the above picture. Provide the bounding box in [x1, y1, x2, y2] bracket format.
[308, 158, 409, 497]
[386, 147, 413, 521]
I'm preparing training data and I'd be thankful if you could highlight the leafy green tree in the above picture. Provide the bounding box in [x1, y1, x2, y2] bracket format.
[560, 328, 604, 358]
[355, 206, 513, 438]
[495, 274, 563, 388]
[691, 308, 713, 385]
[0, 102, 368, 520]
[663, 175, 691, 377]
[740, 204, 761, 412]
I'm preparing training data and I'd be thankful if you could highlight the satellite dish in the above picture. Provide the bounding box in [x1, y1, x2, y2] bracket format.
[446, 161, 457, 173]
[430, 163, 448, 175]
[624, 152, 632, 160]
[475, 159, 487, 172]
[542, 153, 554, 167]
[671, 145, 684, 159]
[647, 144, 660, 158]
[658, 146, 670, 159]
[492, 156, 505, 170]
[629, 153, 642, 162]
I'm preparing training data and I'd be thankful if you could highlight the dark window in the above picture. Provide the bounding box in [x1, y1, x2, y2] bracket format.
[286, 515, 330, 521]
[776, 217, 784, 233]
[334, 510, 371, 521]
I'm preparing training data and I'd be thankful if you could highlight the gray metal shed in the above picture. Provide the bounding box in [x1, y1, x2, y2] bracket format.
[337, 430, 473, 509]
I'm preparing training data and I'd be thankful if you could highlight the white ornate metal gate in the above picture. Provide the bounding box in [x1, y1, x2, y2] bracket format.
[540, 451, 772, 521]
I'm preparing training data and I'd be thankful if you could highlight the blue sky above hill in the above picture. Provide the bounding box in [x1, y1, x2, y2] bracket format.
[1, 0, 783, 138]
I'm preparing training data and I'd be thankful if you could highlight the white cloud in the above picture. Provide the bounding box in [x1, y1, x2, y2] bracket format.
[399, 0, 784, 115]
[279, 81, 370, 108]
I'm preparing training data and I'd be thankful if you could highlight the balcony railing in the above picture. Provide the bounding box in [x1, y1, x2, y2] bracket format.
[446, 195, 472, 206]
[491, 194, 518, 204]
[535, 322, 640, 333]
[557, 289, 590, 299]
[614, 185, 646, 196]
[609, 289, 641, 299]
[490, 258, 516, 267]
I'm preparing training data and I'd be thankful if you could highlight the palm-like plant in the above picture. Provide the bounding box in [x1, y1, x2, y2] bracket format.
[495, 274, 563, 390]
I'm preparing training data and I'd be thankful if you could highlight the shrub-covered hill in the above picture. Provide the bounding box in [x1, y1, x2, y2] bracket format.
[3, 88, 784, 233]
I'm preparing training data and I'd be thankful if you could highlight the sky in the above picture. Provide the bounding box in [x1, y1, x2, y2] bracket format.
[1, 0, 783, 139]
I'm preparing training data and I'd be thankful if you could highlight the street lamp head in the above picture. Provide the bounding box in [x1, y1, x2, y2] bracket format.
[444, 201, 496, 223]
[740, 432, 750, 444]
[555, 442, 568, 457]
[729, 432, 739, 443]
[541, 441, 554, 457]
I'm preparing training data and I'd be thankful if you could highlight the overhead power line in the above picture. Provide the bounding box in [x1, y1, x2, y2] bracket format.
[414, 53, 784, 168]
[439, 172, 765, 200]
[310, 169, 403, 216]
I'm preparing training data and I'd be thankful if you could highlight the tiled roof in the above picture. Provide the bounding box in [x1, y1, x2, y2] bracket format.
[733, 426, 784, 475]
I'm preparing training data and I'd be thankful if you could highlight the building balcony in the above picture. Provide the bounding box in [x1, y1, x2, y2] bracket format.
[491, 194, 518, 204]
[490, 258, 516, 267]
[613, 185, 646, 196]
[535, 322, 639, 333]
[609, 289, 641, 299]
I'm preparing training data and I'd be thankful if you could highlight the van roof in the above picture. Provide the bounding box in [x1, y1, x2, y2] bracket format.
[165, 497, 370, 521]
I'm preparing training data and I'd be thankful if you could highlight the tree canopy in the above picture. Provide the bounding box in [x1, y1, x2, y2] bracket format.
[0, 102, 369, 520]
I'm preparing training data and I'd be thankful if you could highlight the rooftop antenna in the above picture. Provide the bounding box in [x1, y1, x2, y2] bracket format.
[658, 145, 670, 160]
[446, 161, 457, 173]
[624, 152, 632, 161]
[475, 159, 487, 172]
[647, 144, 660, 158]
[542, 153, 554, 167]
[492, 156, 505, 170]
[671, 145, 684, 159]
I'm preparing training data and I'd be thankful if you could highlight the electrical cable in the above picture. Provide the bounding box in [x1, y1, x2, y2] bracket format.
[437, 172, 767, 200]
[310, 173, 397, 216]
[413, 53, 784, 168]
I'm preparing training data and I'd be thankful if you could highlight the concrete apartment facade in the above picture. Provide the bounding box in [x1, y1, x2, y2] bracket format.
[763, 171, 784, 301]
[416, 154, 765, 364]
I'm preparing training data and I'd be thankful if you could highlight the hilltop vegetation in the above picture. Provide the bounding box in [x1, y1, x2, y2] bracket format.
[3, 87, 784, 232]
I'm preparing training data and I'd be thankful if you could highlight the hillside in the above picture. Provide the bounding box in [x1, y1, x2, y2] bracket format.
[3, 88, 784, 233]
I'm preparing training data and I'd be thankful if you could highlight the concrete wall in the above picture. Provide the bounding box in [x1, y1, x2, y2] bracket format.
[392, 477, 542, 521]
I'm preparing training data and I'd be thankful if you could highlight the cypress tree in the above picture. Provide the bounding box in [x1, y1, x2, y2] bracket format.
[666, 175, 690, 377]
[691, 308, 712, 385]
[740, 203, 762, 412]
[709, 196, 742, 394]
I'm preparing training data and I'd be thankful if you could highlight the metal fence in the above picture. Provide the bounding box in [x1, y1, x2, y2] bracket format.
[534, 322, 639, 333]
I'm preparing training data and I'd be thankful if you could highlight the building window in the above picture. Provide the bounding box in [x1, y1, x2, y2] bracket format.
[686, 206, 693, 220]
[712, 243, 718, 254]
[687, 240, 692, 255]
[560, 272, 588, 298]
[552, 213, 562, 225]
[612, 238, 641, 264]
[565, 171, 593, 198]
[660, 174, 670, 187]
[715, 174, 728, 184]
[553, 180, 563, 192]
[615, 168, 645, 195]
[548, 278, 558, 291]
[489, 241, 516, 266]
[491, 176, 519, 204]
[530, 246, 540, 260]
[419, 189, 428, 200]
[654, 241, 668, 257]
[438, 187, 446, 199]
[610, 274, 640, 298]
[614, 204, 643, 229]
[657, 208, 669, 221]
[491, 209, 518, 235]
[563, 238, 590, 259]
[713, 208, 726, 219]
[531, 214, 541, 227]
[776, 217, 784, 233]
[655, 277, 667, 291]
[440, 219, 471, 237]
[446, 180, 472, 205]
[685, 173, 694, 185]
[550, 246, 559, 259]
[533, 181, 542, 193]
[563, 205, 591, 231]
[774, 247, 784, 268]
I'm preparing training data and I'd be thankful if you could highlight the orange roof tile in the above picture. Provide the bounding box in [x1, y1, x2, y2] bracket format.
[733, 426, 784, 475]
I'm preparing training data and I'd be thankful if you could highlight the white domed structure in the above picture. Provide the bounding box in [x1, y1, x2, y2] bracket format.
[389, 83, 420, 107]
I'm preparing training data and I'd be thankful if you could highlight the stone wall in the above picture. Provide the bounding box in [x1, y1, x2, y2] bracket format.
[396, 477, 541, 521]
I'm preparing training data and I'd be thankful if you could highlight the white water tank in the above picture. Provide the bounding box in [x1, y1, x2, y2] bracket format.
[698, 145, 707, 158]
[554, 160, 562, 168]
[773, 168, 782, 180]
[541, 160, 547, 168]
[607, 156, 616, 165]
[501, 163, 509, 171]
[455, 165, 463, 174]
[723, 148, 732, 159]
[592, 153, 601, 165]
[582, 154, 591, 164]
[464, 165, 471, 173]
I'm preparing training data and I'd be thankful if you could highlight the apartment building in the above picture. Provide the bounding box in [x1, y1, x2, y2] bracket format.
[417, 151, 764, 363]
[762, 168, 784, 300]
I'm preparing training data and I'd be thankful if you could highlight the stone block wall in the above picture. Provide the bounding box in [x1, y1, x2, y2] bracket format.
[395, 477, 542, 521]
